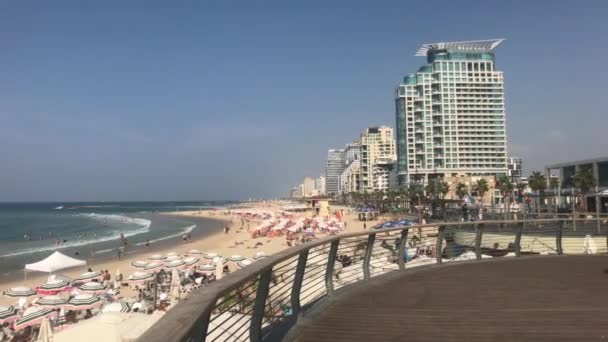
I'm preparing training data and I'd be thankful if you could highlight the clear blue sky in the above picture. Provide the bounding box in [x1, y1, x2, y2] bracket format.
[1, 0, 607, 201]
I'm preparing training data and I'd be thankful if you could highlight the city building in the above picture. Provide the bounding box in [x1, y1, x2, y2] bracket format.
[360, 126, 397, 192]
[315, 175, 326, 196]
[325, 149, 347, 196]
[545, 157, 608, 190]
[507, 157, 523, 182]
[395, 39, 509, 186]
[303, 177, 315, 197]
[340, 159, 361, 194]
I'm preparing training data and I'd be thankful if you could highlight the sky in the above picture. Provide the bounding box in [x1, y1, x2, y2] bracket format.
[1, 0, 607, 201]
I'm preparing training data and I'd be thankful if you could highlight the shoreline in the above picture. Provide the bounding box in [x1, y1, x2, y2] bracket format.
[0, 212, 231, 306]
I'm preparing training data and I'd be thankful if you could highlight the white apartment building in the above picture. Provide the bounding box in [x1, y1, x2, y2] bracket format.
[395, 39, 508, 186]
[360, 126, 397, 192]
[340, 160, 361, 194]
[315, 175, 326, 195]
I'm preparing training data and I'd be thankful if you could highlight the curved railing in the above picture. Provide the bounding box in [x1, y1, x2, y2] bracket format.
[139, 216, 608, 342]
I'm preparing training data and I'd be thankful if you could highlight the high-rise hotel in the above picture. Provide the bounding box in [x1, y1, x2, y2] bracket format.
[395, 39, 508, 186]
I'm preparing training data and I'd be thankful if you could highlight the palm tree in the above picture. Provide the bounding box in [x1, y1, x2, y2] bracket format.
[529, 171, 546, 215]
[475, 179, 489, 206]
[455, 183, 468, 200]
[496, 175, 513, 215]
[549, 177, 560, 212]
[574, 167, 595, 212]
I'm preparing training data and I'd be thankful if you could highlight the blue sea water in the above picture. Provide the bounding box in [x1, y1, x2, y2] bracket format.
[0, 201, 235, 274]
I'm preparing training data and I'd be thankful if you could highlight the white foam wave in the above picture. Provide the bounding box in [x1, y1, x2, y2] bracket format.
[0, 214, 152, 258]
[134, 225, 196, 246]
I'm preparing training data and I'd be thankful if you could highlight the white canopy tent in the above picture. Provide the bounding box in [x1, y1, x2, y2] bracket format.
[24, 251, 86, 279]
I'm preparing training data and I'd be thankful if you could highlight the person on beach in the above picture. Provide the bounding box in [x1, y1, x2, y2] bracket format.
[145, 239, 150, 247]
[363, 222, 367, 230]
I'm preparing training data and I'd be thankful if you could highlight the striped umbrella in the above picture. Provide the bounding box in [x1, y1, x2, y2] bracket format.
[144, 262, 163, 272]
[227, 255, 246, 262]
[34, 295, 68, 309]
[196, 264, 216, 276]
[0, 306, 19, 324]
[148, 254, 165, 261]
[187, 249, 203, 255]
[164, 255, 182, 263]
[77, 282, 107, 295]
[253, 252, 268, 260]
[165, 259, 187, 270]
[73, 271, 103, 283]
[184, 257, 200, 267]
[237, 259, 253, 268]
[66, 294, 103, 310]
[2, 286, 37, 298]
[131, 260, 149, 269]
[102, 301, 131, 313]
[127, 271, 155, 284]
[14, 307, 57, 331]
[203, 252, 219, 260]
[165, 252, 179, 257]
[37, 279, 70, 295]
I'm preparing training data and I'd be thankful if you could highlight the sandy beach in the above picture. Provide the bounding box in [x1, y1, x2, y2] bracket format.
[0, 205, 368, 307]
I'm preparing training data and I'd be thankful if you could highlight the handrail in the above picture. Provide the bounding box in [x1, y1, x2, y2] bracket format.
[139, 217, 607, 342]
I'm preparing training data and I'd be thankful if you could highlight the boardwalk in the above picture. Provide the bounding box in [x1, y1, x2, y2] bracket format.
[290, 255, 608, 342]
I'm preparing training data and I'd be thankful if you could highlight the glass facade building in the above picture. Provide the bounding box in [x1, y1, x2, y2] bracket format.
[325, 149, 347, 196]
[395, 39, 508, 185]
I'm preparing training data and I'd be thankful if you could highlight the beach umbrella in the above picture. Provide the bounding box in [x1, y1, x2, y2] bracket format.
[127, 271, 155, 284]
[66, 294, 103, 310]
[165, 259, 187, 270]
[34, 295, 68, 309]
[101, 301, 131, 313]
[3, 286, 37, 298]
[170, 269, 181, 304]
[14, 307, 58, 331]
[73, 271, 103, 283]
[253, 252, 267, 260]
[77, 282, 107, 295]
[184, 257, 200, 267]
[164, 255, 182, 263]
[37, 317, 53, 342]
[237, 259, 253, 268]
[0, 306, 19, 324]
[37, 279, 70, 295]
[227, 255, 246, 262]
[187, 249, 203, 255]
[148, 254, 165, 261]
[144, 262, 163, 272]
[203, 252, 219, 260]
[165, 252, 179, 258]
[196, 264, 216, 276]
[131, 260, 149, 269]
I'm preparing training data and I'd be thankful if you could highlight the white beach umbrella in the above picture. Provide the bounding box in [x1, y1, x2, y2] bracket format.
[164, 255, 182, 263]
[3, 286, 37, 298]
[184, 257, 200, 267]
[73, 271, 103, 283]
[203, 252, 219, 260]
[187, 249, 203, 255]
[253, 252, 267, 260]
[148, 254, 165, 261]
[34, 295, 69, 309]
[0, 306, 19, 324]
[102, 301, 131, 313]
[77, 282, 107, 295]
[131, 260, 149, 269]
[165, 252, 179, 258]
[215, 261, 223, 280]
[227, 255, 246, 262]
[14, 307, 58, 331]
[144, 262, 164, 272]
[127, 271, 155, 284]
[237, 259, 253, 268]
[66, 294, 103, 310]
[36, 317, 53, 342]
[165, 259, 187, 270]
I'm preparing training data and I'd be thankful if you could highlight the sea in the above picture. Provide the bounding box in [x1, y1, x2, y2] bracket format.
[0, 201, 236, 276]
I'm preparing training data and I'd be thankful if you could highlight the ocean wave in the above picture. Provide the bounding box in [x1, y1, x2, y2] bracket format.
[134, 224, 196, 246]
[0, 214, 152, 258]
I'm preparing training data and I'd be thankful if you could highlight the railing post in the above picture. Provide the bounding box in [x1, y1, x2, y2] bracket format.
[325, 240, 339, 296]
[398, 229, 408, 271]
[290, 250, 309, 320]
[436, 226, 445, 264]
[363, 233, 376, 280]
[474, 224, 482, 260]
[556, 220, 564, 255]
[188, 308, 212, 342]
[250, 269, 272, 342]
[514, 222, 523, 257]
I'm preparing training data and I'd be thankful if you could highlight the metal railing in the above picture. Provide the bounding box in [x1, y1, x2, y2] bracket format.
[139, 217, 608, 342]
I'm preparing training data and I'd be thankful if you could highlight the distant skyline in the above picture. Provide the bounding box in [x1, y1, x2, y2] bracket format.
[1, 0, 607, 201]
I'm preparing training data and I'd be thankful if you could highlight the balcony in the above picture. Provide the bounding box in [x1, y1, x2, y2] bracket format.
[141, 218, 608, 342]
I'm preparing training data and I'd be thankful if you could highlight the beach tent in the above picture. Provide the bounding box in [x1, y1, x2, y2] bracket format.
[25, 251, 86, 273]
[24, 251, 86, 280]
